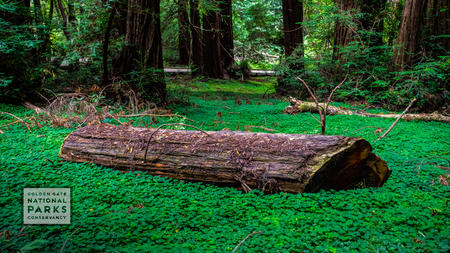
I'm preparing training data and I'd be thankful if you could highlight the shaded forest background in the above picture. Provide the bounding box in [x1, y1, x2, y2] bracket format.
[0, 0, 448, 111]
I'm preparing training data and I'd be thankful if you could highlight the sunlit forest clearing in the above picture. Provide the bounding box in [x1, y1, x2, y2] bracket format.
[1, 0, 449, 252]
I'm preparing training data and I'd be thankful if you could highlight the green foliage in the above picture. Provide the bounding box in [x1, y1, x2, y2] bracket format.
[276, 0, 449, 111]
[1, 80, 449, 252]
[0, 1, 41, 102]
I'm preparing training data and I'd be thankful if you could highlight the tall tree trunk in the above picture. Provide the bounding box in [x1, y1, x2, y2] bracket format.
[282, 0, 303, 58]
[189, 0, 203, 77]
[67, 0, 77, 25]
[56, 0, 70, 40]
[115, 0, 166, 103]
[392, 0, 429, 70]
[40, 0, 54, 55]
[424, 0, 450, 56]
[102, 2, 116, 86]
[177, 0, 190, 65]
[276, 0, 304, 96]
[202, 0, 224, 78]
[220, 0, 234, 73]
[332, 0, 360, 61]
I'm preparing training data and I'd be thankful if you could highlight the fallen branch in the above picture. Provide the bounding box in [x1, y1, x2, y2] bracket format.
[0, 112, 31, 131]
[59, 228, 80, 253]
[232, 231, 263, 253]
[284, 97, 450, 123]
[113, 113, 193, 122]
[378, 98, 416, 140]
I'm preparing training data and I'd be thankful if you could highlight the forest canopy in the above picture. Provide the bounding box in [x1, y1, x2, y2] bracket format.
[0, 0, 448, 109]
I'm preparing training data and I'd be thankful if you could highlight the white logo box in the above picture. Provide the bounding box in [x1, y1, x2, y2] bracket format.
[23, 188, 71, 225]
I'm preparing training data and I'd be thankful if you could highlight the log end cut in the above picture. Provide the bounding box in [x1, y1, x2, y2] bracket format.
[304, 139, 391, 192]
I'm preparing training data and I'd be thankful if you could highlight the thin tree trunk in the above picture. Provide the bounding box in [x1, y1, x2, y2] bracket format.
[190, 0, 203, 77]
[67, 0, 76, 25]
[102, 2, 116, 86]
[282, 0, 303, 57]
[56, 0, 70, 40]
[33, 0, 43, 24]
[220, 0, 234, 73]
[177, 0, 190, 65]
[40, 0, 54, 55]
[276, 0, 304, 96]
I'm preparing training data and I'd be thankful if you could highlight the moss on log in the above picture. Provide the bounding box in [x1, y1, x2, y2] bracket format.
[284, 97, 450, 123]
[59, 124, 391, 193]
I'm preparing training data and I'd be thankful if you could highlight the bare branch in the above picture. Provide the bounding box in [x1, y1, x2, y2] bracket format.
[378, 98, 416, 140]
[0, 112, 31, 131]
[232, 231, 263, 253]
[326, 74, 348, 112]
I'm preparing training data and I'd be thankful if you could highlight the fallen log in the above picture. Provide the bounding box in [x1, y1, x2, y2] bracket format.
[284, 97, 450, 123]
[59, 124, 391, 193]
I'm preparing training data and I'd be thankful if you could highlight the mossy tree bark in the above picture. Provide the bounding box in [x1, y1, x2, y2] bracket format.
[114, 0, 166, 103]
[60, 124, 391, 194]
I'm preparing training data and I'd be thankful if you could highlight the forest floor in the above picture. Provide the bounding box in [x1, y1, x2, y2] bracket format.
[0, 78, 449, 252]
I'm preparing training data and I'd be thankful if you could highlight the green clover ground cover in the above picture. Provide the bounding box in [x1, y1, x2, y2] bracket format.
[1, 80, 449, 252]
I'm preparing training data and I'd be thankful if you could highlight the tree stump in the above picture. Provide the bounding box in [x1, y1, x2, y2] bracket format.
[59, 124, 391, 193]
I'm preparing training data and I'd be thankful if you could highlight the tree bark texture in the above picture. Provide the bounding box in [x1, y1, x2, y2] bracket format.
[177, 0, 190, 65]
[202, 0, 225, 78]
[115, 0, 166, 102]
[424, 0, 450, 56]
[332, 0, 360, 60]
[60, 124, 391, 194]
[56, 0, 70, 40]
[220, 0, 234, 72]
[102, 2, 116, 86]
[392, 0, 428, 70]
[282, 0, 304, 57]
[189, 0, 203, 77]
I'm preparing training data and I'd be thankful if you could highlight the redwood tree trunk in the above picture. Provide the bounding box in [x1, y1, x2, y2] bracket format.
[282, 0, 303, 57]
[202, 0, 224, 78]
[276, 0, 304, 96]
[392, 0, 428, 70]
[424, 0, 450, 56]
[190, 0, 203, 77]
[60, 124, 391, 194]
[220, 0, 234, 73]
[177, 0, 190, 65]
[332, 0, 360, 61]
[115, 0, 166, 103]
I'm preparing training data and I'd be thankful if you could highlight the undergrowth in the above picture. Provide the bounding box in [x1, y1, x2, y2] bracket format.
[0, 79, 449, 252]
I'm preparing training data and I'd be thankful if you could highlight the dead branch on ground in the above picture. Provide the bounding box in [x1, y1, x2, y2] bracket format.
[378, 98, 416, 140]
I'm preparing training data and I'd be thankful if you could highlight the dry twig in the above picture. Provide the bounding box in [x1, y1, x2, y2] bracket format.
[144, 123, 210, 162]
[59, 228, 80, 253]
[378, 98, 416, 140]
[0, 112, 31, 131]
[232, 231, 264, 253]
